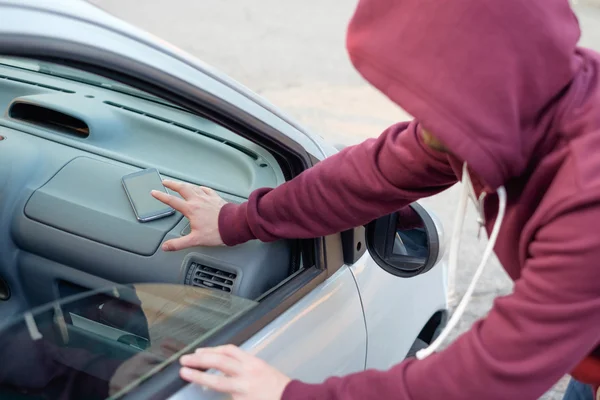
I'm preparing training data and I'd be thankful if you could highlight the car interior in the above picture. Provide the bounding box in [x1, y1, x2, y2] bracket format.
[0, 57, 308, 398]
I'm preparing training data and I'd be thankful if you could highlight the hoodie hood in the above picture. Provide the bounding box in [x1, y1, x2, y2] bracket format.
[346, 0, 583, 189]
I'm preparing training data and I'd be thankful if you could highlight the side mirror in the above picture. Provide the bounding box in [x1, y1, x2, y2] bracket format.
[366, 203, 442, 278]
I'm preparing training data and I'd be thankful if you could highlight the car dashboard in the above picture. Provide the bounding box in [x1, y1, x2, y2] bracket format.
[0, 62, 292, 312]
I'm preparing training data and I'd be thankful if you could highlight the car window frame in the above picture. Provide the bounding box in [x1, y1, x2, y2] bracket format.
[0, 35, 347, 399]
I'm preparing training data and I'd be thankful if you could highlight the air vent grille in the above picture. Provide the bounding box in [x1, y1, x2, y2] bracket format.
[0, 74, 74, 93]
[104, 101, 260, 161]
[9, 102, 89, 138]
[185, 262, 237, 293]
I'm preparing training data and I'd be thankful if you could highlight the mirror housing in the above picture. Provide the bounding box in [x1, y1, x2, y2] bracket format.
[366, 203, 441, 278]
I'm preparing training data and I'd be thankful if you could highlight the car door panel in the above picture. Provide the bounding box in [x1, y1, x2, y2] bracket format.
[350, 254, 448, 369]
[169, 266, 367, 399]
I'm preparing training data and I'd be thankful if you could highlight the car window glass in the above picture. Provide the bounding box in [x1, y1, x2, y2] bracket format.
[0, 284, 257, 399]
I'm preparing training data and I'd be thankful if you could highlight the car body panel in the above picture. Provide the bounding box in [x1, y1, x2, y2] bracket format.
[351, 256, 448, 369]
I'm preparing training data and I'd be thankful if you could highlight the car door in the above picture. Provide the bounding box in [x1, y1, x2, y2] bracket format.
[171, 264, 367, 400]
[350, 203, 448, 370]
[0, 2, 367, 399]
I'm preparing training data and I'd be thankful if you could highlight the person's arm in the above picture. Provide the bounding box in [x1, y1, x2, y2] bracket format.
[175, 194, 600, 399]
[219, 120, 457, 246]
[283, 195, 600, 400]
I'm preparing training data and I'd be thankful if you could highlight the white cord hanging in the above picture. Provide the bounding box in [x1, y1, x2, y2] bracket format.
[416, 164, 507, 360]
[445, 165, 470, 308]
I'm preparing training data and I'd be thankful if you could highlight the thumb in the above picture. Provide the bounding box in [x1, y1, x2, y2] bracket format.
[162, 234, 200, 252]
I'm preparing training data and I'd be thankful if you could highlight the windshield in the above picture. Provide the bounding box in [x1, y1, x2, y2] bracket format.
[0, 57, 177, 108]
[0, 284, 257, 399]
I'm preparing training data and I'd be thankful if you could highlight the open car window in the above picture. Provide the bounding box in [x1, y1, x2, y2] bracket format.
[0, 51, 311, 400]
[0, 284, 257, 399]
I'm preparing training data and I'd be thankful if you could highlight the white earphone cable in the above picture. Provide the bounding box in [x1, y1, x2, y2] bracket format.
[416, 166, 507, 360]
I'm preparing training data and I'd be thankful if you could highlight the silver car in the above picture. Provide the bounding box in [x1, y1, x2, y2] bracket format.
[0, 1, 448, 399]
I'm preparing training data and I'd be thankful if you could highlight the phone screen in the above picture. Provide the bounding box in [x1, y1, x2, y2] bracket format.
[122, 169, 174, 221]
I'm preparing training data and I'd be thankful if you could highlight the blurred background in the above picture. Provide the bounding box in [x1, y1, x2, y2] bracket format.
[89, 1, 600, 397]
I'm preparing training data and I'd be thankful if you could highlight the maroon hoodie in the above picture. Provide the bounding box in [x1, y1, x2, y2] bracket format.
[218, 0, 600, 398]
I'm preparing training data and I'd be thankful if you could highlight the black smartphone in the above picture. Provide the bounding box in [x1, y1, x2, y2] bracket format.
[121, 168, 175, 222]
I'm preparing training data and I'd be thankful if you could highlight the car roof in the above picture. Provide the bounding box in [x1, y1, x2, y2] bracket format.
[0, 0, 330, 157]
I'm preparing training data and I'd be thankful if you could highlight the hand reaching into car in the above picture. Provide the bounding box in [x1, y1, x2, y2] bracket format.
[151, 180, 228, 250]
[179, 345, 291, 400]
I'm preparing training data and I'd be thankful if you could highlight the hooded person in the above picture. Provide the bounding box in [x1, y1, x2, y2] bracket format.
[151, 0, 600, 398]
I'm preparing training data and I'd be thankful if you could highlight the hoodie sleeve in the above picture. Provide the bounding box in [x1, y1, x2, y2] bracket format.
[282, 196, 600, 400]
[218, 120, 457, 246]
